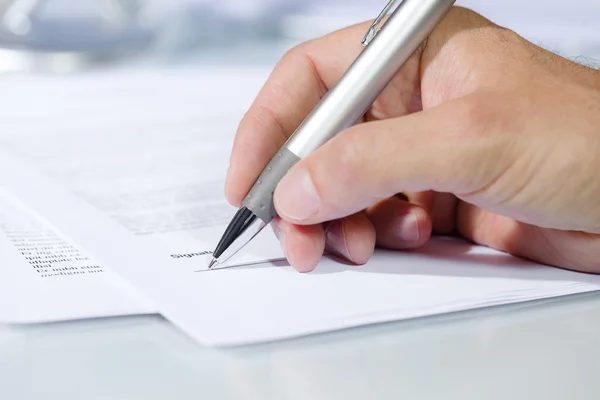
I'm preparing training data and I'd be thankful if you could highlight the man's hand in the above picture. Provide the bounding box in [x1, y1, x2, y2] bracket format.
[225, 7, 600, 273]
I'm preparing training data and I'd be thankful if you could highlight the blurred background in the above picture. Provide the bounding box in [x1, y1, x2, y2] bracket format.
[0, 0, 598, 74]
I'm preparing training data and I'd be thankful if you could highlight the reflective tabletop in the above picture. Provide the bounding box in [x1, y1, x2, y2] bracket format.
[2, 292, 600, 399]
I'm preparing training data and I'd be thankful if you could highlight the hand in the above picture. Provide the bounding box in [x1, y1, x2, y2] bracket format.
[225, 7, 600, 273]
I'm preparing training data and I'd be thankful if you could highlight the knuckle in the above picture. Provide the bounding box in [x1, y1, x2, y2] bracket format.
[281, 42, 310, 64]
[445, 6, 479, 25]
[493, 27, 518, 46]
[280, 42, 327, 98]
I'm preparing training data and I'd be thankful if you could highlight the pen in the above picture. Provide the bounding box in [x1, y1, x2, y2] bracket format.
[208, 0, 456, 269]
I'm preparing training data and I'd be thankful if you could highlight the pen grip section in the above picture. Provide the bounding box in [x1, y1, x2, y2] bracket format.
[242, 147, 300, 223]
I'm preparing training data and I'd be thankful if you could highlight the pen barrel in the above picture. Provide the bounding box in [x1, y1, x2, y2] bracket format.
[242, 0, 455, 224]
[285, 0, 455, 159]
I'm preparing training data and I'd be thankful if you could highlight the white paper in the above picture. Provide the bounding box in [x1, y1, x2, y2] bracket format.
[0, 187, 154, 323]
[0, 67, 284, 269]
[0, 67, 599, 346]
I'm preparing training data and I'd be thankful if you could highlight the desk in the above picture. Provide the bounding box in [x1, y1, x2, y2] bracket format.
[2, 292, 600, 399]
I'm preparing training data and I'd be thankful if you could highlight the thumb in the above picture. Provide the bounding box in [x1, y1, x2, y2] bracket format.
[273, 95, 517, 225]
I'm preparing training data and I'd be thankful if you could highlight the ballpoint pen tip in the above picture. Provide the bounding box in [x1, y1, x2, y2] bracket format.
[208, 258, 218, 270]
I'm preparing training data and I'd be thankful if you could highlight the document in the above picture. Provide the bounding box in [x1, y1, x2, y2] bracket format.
[0, 187, 154, 323]
[0, 66, 599, 346]
[0, 67, 283, 269]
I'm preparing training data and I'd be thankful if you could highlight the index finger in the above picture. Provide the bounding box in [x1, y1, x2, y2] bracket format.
[224, 21, 372, 207]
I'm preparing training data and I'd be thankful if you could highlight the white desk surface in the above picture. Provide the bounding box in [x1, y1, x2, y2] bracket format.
[2, 291, 600, 400]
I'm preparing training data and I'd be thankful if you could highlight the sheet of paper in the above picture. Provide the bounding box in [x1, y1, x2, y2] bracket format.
[0, 187, 154, 323]
[0, 67, 599, 346]
[0, 67, 284, 269]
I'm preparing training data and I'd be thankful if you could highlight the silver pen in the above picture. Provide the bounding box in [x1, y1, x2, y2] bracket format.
[208, 0, 455, 269]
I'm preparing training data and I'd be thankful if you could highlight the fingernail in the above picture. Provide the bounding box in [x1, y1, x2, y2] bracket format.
[271, 219, 287, 258]
[325, 220, 354, 262]
[394, 212, 420, 243]
[275, 167, 320, 221]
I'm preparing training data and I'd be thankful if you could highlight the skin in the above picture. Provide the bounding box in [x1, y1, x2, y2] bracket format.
[225, 7, 600, 273]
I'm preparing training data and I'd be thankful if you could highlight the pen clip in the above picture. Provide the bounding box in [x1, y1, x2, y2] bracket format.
[361, 0, 399, 46]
